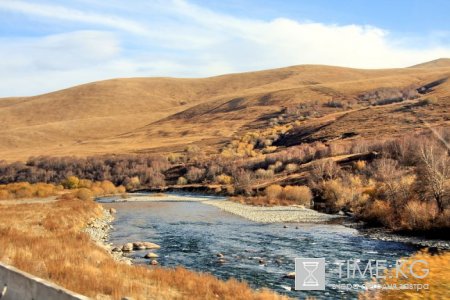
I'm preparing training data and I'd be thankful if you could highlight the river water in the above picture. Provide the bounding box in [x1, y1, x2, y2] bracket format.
[99, 193, 417, 299]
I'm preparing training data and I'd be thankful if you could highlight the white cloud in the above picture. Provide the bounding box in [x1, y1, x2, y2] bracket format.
[0, 0, 448, 96]
[0, 0, 148, 34]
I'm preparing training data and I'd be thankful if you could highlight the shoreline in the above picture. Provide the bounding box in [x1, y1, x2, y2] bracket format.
[83, 208, 132, 264]
[353, 225, 450, 251]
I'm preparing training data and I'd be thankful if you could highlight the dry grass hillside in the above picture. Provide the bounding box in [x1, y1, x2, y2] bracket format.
[1, 59, 449, 161]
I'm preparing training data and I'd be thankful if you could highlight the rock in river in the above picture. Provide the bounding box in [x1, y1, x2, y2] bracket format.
[143, 242, 161, 249]
[122, 243, 133, 252]
[150, 260, 159, 265]
[144, 252, 159, 259]
[283, 272, 296, 279]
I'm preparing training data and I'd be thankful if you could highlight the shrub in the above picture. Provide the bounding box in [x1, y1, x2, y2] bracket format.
[284, 163, 298, 173]
[255, 169, 274, 179]
[63, 176, 80, 189]
[78, 179, 93, 189]
[100, 180, 116, 194]
[354, 160, 366, 171]
[76, 188, 93, 201]
[125, 176, 140, 190]
[216, 174, 233, 185]
[284, 186, 312, 207]
[185, 167, 205, 183]
[401, 200, 438, 230]
[177, 177, 188, 185]
[265, 184, 283, 200]
[116, 185, 126, 194]
[363, 200, 395, 227]
[268, 161, 283, 172]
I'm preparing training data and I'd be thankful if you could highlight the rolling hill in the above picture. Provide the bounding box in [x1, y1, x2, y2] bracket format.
[1, 59, 449, 161]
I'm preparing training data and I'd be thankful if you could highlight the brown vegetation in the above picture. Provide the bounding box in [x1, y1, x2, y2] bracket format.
[0, 196, 286, 300]
[1, 60, 449, 161]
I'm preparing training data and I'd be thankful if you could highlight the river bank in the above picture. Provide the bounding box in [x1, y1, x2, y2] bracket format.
[83, 208, 132, 264]
[355, 226, 450, 250]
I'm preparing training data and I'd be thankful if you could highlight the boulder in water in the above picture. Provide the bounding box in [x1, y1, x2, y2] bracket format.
[144, 252, 159, 259]
[143, 242, 161, 249]
[122, 243, 133, 252]
[283, 272, 295, 279]
[150, 260, 158, 265]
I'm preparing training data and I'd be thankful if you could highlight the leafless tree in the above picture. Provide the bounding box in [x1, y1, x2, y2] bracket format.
[418, 142, 449, 212]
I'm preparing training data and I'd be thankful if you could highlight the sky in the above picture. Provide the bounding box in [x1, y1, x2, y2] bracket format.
[0, 0, 449, 97]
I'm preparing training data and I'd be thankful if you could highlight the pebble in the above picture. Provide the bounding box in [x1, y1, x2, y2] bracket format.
[203, 200, 341, 223]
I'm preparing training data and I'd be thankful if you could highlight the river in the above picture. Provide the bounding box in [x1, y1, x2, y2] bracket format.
[98, 193, 418, 299]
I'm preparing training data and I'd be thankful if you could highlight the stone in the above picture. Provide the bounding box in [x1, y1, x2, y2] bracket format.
[216, 253, 224, 258]
[283, 225, 288, 228]
[283, 272, 295, 279]
[142, 242, 161, 249]
[109, 208, 117, 214]
[258, 259, 265, 265]
[150, 260, 158, 265]
[122, 243, 133, 252]
[144, 252, 159, 259]
[133, 242, 144, 250]
[217, 258, 226, 264]
[112, 247, 121, 252]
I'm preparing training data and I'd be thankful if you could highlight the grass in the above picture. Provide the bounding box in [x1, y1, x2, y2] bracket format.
[1, 61, 449, 161]
[0, 197, 287, 300]
[361, 250, 450, 299]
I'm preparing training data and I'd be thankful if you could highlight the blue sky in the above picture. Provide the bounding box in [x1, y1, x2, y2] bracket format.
[0, 0, 449, 96]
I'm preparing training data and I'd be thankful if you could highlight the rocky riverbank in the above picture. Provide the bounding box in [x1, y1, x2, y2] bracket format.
[359, 227, 450, 251]
[202, 200, 341, 223]
[83, 208, 132, 264]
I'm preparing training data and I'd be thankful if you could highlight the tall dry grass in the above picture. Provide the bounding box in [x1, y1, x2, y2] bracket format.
[0, 197, 287, 300]
[360, 250, 450, 300]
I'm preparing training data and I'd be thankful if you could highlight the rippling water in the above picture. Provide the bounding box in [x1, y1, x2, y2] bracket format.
[99, 194, 417, 299]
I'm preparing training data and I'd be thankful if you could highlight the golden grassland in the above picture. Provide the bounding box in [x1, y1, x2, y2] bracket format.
[361, 250, 450, 299]
[0, 60, 449, 161]
[0, 197, 286, 300]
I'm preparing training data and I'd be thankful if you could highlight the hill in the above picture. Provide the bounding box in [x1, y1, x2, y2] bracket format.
[0, 59, 449, 161]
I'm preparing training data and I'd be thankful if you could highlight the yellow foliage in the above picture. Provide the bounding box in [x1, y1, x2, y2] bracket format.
[216, 174, 233, 185]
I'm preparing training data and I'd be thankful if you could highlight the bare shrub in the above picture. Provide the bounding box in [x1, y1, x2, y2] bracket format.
[232, 169, 253, 194]
[311, 159, 340, 183]
[401, 200, 438, 230]
[417, 141, 450, 212]
[185, 167, 205, 183]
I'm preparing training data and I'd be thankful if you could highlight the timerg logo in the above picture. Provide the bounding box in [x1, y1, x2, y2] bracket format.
[295, 258, 325, 290]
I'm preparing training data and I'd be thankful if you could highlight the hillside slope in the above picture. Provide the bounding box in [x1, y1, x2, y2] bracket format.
[1, 59, 449, 161]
